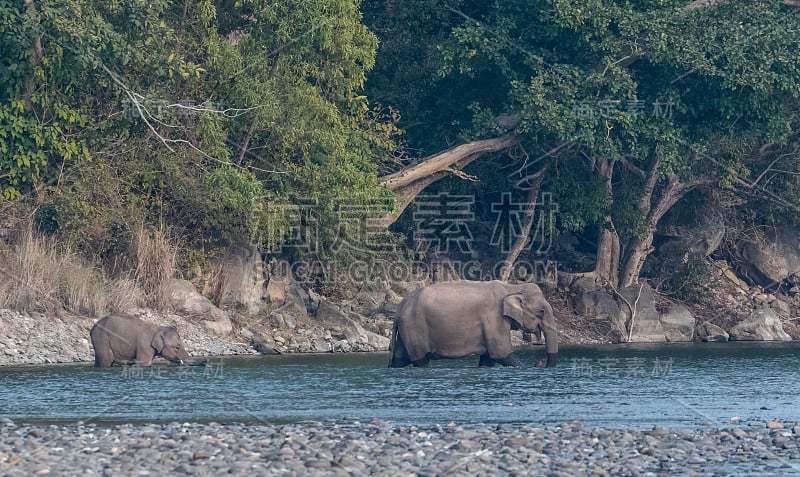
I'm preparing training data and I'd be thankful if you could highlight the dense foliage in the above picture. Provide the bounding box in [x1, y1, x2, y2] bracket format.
[2, 0, 800, 293]
[1, 0, 398, 269]
[365, 0, 800, 287]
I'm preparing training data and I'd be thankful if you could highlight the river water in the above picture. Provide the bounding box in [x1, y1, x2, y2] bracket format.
[1, 342, 798, 428]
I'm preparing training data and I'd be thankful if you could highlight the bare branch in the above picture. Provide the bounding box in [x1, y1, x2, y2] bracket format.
[376, 135, 518, 229]
[445, 168, 479, 182]
[100, 64, 177, 152]
[510, 141, 573, 178]
[747, 146, 800, 189]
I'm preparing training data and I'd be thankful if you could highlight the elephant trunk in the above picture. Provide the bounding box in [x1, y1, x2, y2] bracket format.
[541, 302, 558, 367]
[171, 350, 190, 365]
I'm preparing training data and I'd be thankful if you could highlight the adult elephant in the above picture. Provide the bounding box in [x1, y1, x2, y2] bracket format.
[90, 314, 190, 368]
[389, 280, 558, 368]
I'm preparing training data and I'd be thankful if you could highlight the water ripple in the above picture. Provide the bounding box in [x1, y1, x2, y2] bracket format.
[1, 342, 799, 428]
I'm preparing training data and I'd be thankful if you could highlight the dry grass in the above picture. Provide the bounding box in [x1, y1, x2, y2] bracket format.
[0, 227, 58, 313]
[204, 245, 262, 309]
[0, 222, 181, 316]
[0, 226, 145, 316]
[130, 226, 179, 308]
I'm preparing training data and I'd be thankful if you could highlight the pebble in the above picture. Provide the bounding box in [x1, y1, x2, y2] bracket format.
[767, 421, 785, 429]
[0, 419, 798, 475]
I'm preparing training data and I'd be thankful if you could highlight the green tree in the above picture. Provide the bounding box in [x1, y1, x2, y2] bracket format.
[365, 0, 800, 287]
[1, 0, 399, 268]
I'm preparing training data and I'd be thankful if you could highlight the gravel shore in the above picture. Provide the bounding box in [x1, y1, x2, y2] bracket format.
[1, 418, 799, 476]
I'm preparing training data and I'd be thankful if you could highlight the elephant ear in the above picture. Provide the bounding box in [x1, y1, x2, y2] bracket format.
[151, 329, 166, 352]
[502, 293, 525, 327]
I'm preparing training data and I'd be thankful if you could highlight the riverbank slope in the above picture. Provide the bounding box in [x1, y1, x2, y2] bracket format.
[1, 254, 798, 367]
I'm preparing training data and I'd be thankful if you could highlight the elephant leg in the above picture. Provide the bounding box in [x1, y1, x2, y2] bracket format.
[478, 354, 496, 367]
[494, 353, 523, 367]
[390, 354, 411, 368]
[411, 356, 430, 368]
[94, 346, 114, 368]
[135, 346, 155, 366]
[389, 334, 412, 368]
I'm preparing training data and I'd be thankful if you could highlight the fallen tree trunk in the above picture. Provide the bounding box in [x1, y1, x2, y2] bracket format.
[377, 135, 517, 229]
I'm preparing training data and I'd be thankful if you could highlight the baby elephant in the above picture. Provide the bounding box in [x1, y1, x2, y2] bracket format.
[90, 314, 190, 368]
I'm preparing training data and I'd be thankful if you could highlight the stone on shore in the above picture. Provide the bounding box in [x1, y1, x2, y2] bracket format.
[0, 420, 798, 476]
[729, 307, 791, 341]
[659, 304, 696, 342]
[620, 284, 666, 343]
[696, 321, 729, 342]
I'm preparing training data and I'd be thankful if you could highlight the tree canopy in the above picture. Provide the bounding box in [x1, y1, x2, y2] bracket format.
[1, 0, 398, 265]
[2, 0, 800, 293]
[364, 0, 800, 288]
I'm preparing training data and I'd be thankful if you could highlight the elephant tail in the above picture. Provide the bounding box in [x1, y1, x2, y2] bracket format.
[389, 322, 410, 368]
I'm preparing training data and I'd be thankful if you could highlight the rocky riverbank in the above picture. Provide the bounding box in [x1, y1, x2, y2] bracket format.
[0, 271, 398, 366]
[1, 254, 798, 367]
[1, 418, 799, 475]
[0, 309, 257, 366]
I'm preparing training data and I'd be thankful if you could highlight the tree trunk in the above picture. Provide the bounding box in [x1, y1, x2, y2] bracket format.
[498, 167, 546, 282]
[173, 0, 192, 55]
[594, 222, 621, 286]
[23, 0, 43, 112]
[615, 153, 661, 288]
[376, 135, 517, 229]
[592, 157, 620, 286]
[618, 173, 697, 288]
[236, 118, 257, 166]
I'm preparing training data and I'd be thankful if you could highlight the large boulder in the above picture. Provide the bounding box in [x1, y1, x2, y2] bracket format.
[165, 279, 233, 336]
[570, 279, 667, 342]
[729, 307, 792, 341]
[739, 241, 790, 287]
[696, 321, 729, 342]
[737, 226, 800, 288]
[659, 304, 696, 342]
[214, 246, 265, 315]
[315, 301, 362, 336]
[620, 284, 666, 343]
[251, 334, 281, 355]
[569, 277, 628, 342]
[314, 301, 390, 351]
[265, 262, 313, 316]
[166, 278, 213, 314]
